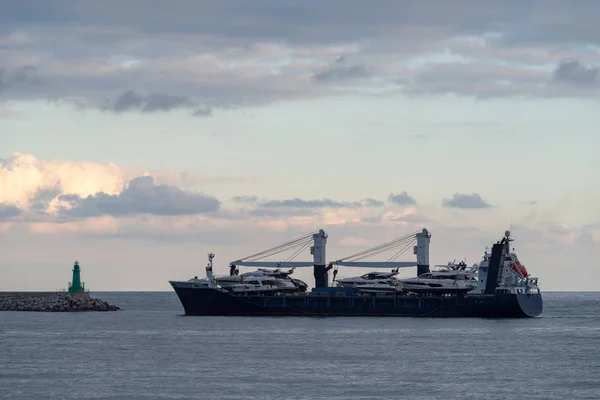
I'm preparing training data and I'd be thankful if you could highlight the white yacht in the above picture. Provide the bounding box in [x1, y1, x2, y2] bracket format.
[228, 276, 282, 295]
[216, 268, 304, 293]
[353, 279, 404, 294]
[335, 271, 399, 288]
[400, 262, 478, 294]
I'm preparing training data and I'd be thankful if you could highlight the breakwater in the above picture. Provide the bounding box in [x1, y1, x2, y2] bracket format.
[0, 292, 121, 312]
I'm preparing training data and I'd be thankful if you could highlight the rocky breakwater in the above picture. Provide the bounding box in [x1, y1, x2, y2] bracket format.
[0, 293, 121, 312]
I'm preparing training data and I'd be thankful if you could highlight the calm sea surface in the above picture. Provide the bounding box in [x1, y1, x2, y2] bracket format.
[1, 292, 599, 400]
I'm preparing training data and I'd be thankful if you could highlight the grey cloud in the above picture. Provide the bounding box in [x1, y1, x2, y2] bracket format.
[361, 215, 383, 224]
[0, 1, 500, 43]
[143, 93, 191, 112]
[553, 59, 599, 86]
[2, 1, 600, 107]
[259, 197, 383, 209]
[232, 195, 260, 204]
[9, 1, 593, 48]
[261, 198, 350, 208]
[58, 176, 220, 218]
[361, 198, 385, 207]
[312, 56, 371, 83]
[233, 195, 385, 218]
[0, 203, 22, 219]
[388, 192, 417, 206]
[29, 187, 62, 211]
[249, 208, 316, 218]
[110, 90, 142, 112]
[401, 61, 551, 99]
[103, 90, 194, 114]
[388, 213, 429, 223]
[192, 107, 212, 117]
[0, 65, 42, 93]
[442, 193, 492, 209]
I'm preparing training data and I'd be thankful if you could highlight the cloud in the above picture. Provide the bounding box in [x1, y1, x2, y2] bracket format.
[0, 152, 125, 209]
[3, 2, 600, 110]
[56, 176, 220, 218]
[192, 107, 212, 117]
[553, 59, 600, 86]
[260, 198, 364, 209]
[249, 207, 316, 218]
[361, 198, 385, 207]
[101, 90, 199, 114]
[232, 195, 260, 204]
[388, 192, 417, 206]
[110, 91, 185, 113]
[388, 213, 429, 223]
[0, 152, 244, 213]
[0, 203, 22, 219]
[233, 196, 384, 209]
[442, 193, 492, 209]
[228, 195, 393, 224]
[0, 65, 42, 93]
[312, 56, 371, 83]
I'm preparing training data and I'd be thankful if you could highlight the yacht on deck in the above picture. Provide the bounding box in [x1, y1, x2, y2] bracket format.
[227, 276, 282, 295]
[400, 261, 479, 294]
[335, 270, 400, 289]
[216, 268, 306, 293]
[353, 279, 404, 294]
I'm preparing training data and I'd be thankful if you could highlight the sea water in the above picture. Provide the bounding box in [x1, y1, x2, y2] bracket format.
[1, 292, 599, 400]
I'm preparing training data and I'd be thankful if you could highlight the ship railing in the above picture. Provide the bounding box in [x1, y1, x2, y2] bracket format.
[526, 277, 538, 286]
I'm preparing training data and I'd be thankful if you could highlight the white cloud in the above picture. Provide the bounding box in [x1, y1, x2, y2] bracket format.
[0, 152, 242, 214]
[0, 152, 125, 209]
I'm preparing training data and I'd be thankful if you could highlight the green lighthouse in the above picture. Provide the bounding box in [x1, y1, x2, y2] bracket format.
[68, 261, 85, 293]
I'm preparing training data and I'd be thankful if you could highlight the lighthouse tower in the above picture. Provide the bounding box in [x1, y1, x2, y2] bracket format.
[68, 261, 86, 294]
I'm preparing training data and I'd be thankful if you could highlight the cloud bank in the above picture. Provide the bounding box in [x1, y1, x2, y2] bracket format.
[442, 193, 492, 209]
[3, 1, 600, 116]
[1, 152, 597, 291]
[57, 176, 220, 218]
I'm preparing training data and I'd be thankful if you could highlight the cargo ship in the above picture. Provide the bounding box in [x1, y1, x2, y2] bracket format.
[169, 229, 543, 318]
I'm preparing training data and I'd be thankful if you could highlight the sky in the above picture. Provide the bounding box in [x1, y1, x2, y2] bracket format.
[1, 0, 599, 291]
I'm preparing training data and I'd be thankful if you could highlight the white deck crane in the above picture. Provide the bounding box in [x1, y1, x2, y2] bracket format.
[230, 229, 328, 269]
[229, 229, 330, 287]
[330, 228, 432, 279]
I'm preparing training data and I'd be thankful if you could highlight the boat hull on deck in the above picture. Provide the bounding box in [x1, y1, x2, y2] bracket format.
[169, 282, 543, 318]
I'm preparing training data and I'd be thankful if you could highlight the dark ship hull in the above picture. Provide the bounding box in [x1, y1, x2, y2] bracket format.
[170, 285, 543, 318]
